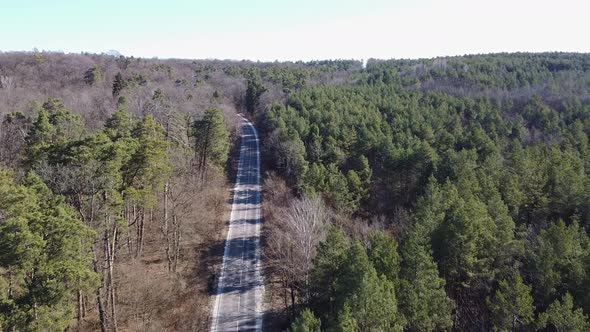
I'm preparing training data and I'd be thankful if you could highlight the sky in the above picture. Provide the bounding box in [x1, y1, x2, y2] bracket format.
[1, 0, 589, 61]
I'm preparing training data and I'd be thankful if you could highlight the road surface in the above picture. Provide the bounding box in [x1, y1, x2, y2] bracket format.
[210, 115, 264, 332]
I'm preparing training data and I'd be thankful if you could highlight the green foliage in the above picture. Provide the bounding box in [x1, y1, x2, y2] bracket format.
[193, 109, 230, 170]
[309, 226, 348, 322]
[245, 72, 266, 113]
[529, 220, 590, 306]
[290, 309, 321, 332]
[399, 230, 454, 331]
[112, 72, 127, 97]
[367, 231, 400, 283]
[25, 99, 83, 167]
[0, 169, 98, 330]
[124, 115, 172, 207]
[309, 230, 404, 331]
[335, 304, 358, 332]
[257, 54, 590, 330]
[537, 293, 590, 332]
[335, 241, 403, 331]
[105, 106, 134, 140]
[5, 52, 590, 331]
[83, 65, 104, 85]
[434, 194, 496, 288]
[486, 273, 535, 331]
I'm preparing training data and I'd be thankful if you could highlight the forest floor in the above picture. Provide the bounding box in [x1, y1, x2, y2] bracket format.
[74, 176, 228, 332]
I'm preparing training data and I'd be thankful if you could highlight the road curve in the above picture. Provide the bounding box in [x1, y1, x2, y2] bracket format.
[210, 115, 264, 332]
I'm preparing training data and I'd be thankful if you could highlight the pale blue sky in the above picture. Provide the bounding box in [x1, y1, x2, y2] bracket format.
[1, 0, 588, 61]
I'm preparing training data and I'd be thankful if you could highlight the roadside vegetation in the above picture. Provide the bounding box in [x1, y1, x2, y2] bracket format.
[0, 52, 234, 331]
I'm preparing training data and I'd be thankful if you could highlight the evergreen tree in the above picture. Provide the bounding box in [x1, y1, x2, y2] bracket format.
[245, 73, 266, 113]
[112, 72, 127, 97]
[335, 241, 403, 332]
[433, 194, 496, 288]
[537, 293, 590, 331]
[399, 231, 454, 331]
[83, 65, 104, 85]
[368, 231, 400, 283]
[123, 115, 171, 256]
[529, 220, 590, 305]
[290, 309, 321, 332]
[0, 170, 97, 331]
[125, 115, 171, 200]
[486, 273, 535, 331]
[335, 304, 358, 332]
[309, 226, 348, 323]
[193, 109, 230, 178]
[25, 99, 83, 167]
[105, 105, 134, 140]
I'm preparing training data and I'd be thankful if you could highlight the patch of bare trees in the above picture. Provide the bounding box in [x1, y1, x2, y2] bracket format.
[264, 174, 330, 316]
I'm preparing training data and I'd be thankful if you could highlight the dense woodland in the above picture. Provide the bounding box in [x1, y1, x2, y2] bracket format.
[1, 51, 590, 331]
[257, 53, 590, 331]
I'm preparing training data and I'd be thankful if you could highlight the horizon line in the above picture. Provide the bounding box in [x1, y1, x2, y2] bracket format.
[1, 48, 589, 63]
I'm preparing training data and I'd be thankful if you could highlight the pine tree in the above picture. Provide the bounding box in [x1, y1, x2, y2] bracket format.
[538, 293, 590, 331]
[309, 226, 348, 323]
[112, 72, 127, 97]
[83, 65, 104, 85]
[105, 104, 134, 140]
[399, 231, 454, 331]
[25, 108, 54, 166]
[529, 220, 590, 305]
[124, 115, 172, 257]
[25, 99, 83, 167]
[433, 194, 496, 288]
[335, 241, 403, 332]
[486, 273, 535, 331]
[193, 108, 230, 179]
[245, 73, 266, 113]
[335, 304, 358, 332]
[290, 309, 321, 332]
[368, 231, 400, 283]
[0, 169, 98, 330]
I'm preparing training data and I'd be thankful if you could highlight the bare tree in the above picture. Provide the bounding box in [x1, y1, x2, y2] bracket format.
[266, 196, 329, 314]
[0, 112, 30, 168]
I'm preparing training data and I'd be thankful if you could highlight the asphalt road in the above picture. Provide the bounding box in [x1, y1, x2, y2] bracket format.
[210, 115, 264, 332]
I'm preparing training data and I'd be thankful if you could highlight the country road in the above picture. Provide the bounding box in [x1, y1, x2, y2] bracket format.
[210, 115, 264, 332]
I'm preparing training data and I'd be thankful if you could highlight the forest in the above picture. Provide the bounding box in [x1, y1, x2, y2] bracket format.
[257, 53, 590, 331]
[0, 52, 241, 331]
[1, 51, 590, 331]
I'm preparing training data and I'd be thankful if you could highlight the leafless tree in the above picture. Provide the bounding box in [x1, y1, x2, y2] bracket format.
[266, 196, 329, 314]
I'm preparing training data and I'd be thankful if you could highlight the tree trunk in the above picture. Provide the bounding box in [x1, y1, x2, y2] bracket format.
[96, 290, 108, 332]
[283, 281, 289, 312]
[106, 224, 118, 332]
[137, 209, 145, 257]
[82, 294, 87, 317]
[164, 182, 172, 272]
[7, 267, 12, 298]
[199, 122, 210, 183]
[290, 285, 296, 318]
[77, 290, 83, 329]
[173, 214, 181, 272]
[93, 250, 108, 332]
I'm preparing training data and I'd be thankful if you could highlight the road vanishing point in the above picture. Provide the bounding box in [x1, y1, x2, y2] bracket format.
[210, 115, 264, 332]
